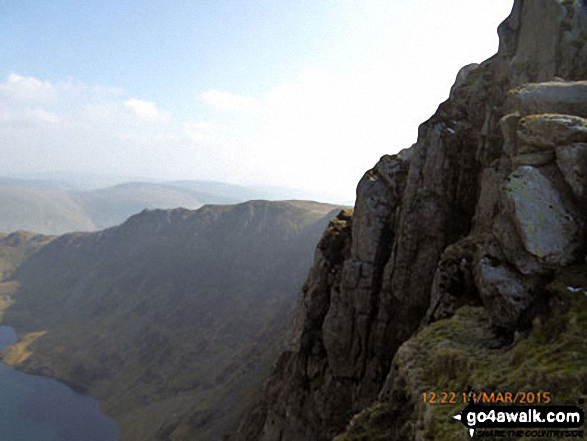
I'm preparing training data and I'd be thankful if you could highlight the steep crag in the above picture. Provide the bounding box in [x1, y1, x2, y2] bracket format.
[234, 1, 587, 440]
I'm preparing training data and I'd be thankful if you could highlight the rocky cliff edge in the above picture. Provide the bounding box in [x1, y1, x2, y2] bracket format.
[233, 1, 587, 440]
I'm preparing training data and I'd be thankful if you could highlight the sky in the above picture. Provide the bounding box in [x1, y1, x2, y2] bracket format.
[0, 0, 514, 203]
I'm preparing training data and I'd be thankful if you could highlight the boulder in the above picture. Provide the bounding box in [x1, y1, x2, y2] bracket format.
[512, 81, 587, 117]
[517, 114, 587, 152]
[425, 236, 479, 323]
[474, 255, 532, 329]
[556, 143, 587, 201]
[512, 151, 555, 167]
[502, 166, 580, 267]
[493, 211, 544, 275]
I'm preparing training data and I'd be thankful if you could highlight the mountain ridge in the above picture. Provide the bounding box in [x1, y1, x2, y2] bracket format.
[0, 199, 343, 440]
[0, 178, 339, 235]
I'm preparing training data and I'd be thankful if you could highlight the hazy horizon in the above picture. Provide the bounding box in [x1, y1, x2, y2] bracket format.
[1, 0, 513, 203]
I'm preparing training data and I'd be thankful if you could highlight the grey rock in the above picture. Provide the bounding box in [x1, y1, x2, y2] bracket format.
[512, 151, 555, 167]
[493, 210, 544, 276]
[558, 1, 587, 80]
[503, 166, 580, 267]
[501, 113, 521, 157]
[517, 114, 587, 152]
[425, 236, 480, 324]
[556, 143, 587, 201]
[512, 81, 587, 117]
[473, 168, 507, 235]
[508, 0, 566, 84]
[450, 63, 481, 99]
[474, 255, 532, 329]
[350, 155, 407, 264]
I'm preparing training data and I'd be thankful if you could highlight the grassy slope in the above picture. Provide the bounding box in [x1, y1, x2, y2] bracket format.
[0, 232, 55, 320]
[335, 264, 587, 440]
[0, 200, 341, 440]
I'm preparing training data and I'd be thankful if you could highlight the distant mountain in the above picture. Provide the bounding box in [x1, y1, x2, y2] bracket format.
[0, 185, 96, 235]
[0, 200, 343, 441]
[0, 178, 337, 235]
[70, 182, 205, 230]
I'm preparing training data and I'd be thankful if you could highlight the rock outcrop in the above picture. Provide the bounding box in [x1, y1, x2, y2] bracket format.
[234, 1, 587, 440]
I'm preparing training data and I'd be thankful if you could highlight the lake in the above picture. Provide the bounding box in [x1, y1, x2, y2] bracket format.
[0, 326, 120, 441]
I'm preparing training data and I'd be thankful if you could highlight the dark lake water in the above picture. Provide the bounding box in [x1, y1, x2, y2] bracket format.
[0, 326, 120, 441]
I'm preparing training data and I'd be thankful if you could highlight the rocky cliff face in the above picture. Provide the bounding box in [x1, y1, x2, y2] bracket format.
[234, 1, 587, 440]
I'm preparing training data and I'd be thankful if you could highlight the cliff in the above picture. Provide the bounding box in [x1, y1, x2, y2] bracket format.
[233, 1, 587, 439]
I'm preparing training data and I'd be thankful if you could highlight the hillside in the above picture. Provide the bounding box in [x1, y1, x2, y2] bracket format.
[70, 182, 205, 230]
[233, 1, 587, 440]
[0, 200, 341, 440]
[0, 232, 54, 320]
[0, 185, 96, 234]
[0, 179, 300, 235]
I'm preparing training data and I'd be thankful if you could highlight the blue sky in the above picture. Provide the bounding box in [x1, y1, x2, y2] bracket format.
[0, 0, 513, 202]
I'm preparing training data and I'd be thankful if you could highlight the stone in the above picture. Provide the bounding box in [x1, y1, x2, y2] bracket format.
[501, 113, 521, 157]
[508, 0, 566, 84]
[556, 143, 587, 201]
[517, 114, 587, 152]
[512, 151, 555, 167]
[474, 255, 532, 329]
[350, 155, 407, 263]
[473, 168, 506, 234]
[503, 166, 580, 267]
[425, 237, 480, 324]
[450, 63, 480, 98]
[558, 1, 587, 80]
[493, 211, 544, 276]
[512, 81, 587, 117]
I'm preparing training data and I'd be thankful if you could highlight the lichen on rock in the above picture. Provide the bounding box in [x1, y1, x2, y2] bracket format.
[501, 165, 580, 267]
[517, 113, 587, 152]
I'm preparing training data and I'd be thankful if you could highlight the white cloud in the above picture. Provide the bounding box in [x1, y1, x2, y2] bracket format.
[123, 98, 161, 120]
[183, 121, 214, 143]
[201, 89, 262, 114]
[116, 132, 179, 143]
[0, 73, 56, 101]
[0, 67, 455, 202]
[0, 108, 59, 125]
[28, 108, 59, 123]
[1, 73, 185, 183]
